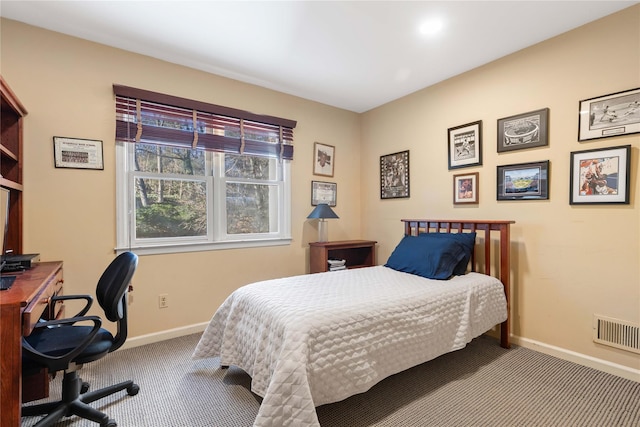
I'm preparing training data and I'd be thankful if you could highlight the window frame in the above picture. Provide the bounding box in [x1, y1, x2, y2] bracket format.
[115, 142, 291, 256]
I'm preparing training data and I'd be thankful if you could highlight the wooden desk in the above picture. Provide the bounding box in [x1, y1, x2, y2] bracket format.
[0, 261, 64, 427]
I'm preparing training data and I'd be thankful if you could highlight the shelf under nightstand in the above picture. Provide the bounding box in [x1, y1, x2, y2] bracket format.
[309, 240, 377, 273]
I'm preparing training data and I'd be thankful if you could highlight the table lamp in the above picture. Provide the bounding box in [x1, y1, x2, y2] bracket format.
[307, 204, 339, 242]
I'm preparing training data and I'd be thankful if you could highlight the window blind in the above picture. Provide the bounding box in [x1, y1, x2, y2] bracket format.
[114, 85, 296, 160]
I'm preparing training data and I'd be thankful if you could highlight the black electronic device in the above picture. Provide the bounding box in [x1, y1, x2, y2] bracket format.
[3, 253, 40, 272]
[0, 275, 16, 290]
[0, 187, 9, 273]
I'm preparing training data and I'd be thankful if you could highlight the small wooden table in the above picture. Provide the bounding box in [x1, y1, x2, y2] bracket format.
[0, 261, 64, 427]
[309, 240, 376, 273]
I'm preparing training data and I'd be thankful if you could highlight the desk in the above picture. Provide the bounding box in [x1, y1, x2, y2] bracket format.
[0, 261, 63, 427]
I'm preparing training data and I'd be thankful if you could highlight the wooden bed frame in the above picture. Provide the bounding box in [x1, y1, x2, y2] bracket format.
[401, 219, 515, 349]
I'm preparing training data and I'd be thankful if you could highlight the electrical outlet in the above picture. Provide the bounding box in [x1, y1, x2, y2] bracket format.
[158, 293, 169, 309]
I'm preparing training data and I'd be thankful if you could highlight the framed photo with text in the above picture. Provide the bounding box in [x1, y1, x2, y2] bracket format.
[453, 172, 479, 204]
[497, 160, 549, 201]
[578, 88, 640, 141]
[448, 120, 482, 169]
[380, 150, 410, 199]
[53, 136, 104, 170]
[311, 181, 337, 206]
[497, 108, 549, 153]
[569, 145, 630, 205]
[313, 142, 335, 177]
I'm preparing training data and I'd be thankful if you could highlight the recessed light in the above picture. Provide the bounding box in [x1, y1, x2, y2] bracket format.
[419, 18, 444, 36]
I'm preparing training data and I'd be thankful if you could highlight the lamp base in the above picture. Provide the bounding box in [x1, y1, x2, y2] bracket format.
[318, 220, 328, 242]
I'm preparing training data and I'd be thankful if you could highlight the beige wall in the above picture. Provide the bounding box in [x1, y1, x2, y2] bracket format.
[0, 18, 361, 336]
[362, 6, 639, 373]
[1, 5, 638, 377]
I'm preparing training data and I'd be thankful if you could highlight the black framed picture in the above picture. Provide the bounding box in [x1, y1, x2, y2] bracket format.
[380, 150, 409, 199]
[448, 120, 482, 169]
[497, 108, 549, 153]
[497, 160, 549, 200]
[569, 145, 630, 205]
[53, 136, 104, 170]
[311, 181, 337, 206]
[578, 88, 640, 141]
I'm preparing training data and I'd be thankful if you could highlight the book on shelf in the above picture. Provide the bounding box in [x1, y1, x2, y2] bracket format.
[328, 259, 346, 271]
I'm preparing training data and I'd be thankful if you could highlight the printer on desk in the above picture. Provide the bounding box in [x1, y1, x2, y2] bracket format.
[3, 253, 40, 272]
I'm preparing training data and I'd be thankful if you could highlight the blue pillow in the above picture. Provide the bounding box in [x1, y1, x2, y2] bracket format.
[384, 235, 467, 280]
[418, 232, 476, 275]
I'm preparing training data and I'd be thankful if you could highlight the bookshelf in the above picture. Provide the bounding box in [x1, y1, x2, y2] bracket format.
[1, 76, 27, 255]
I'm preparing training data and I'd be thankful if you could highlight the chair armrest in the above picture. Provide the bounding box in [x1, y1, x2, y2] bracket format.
[50, 294, 93, 317]
[22, 316, 102, 372]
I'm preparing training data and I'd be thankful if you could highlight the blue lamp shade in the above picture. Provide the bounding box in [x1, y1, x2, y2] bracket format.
[307, 204, 339, 219]
[307, 204, 338, 242]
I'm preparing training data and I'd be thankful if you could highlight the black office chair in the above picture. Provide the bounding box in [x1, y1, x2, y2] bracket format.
[22, 252, 139, 427]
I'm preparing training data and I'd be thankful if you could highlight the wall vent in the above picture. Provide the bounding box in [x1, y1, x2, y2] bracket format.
[593, 315, 640, 354]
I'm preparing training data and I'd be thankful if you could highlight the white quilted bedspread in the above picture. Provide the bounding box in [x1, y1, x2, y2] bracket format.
[192, 266, 507, 427]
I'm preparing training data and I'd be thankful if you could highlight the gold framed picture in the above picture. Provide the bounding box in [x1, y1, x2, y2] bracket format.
[313, 142, 335, 177]
[453, 172, 479, 204]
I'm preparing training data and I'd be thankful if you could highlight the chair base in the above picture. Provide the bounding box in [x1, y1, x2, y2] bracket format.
[22, 370, 139, 427]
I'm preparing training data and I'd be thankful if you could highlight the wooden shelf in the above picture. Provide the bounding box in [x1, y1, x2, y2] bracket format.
[309, 240, 377, 273]
[0, 178, 23, 192]
[0, 144, 18, 161]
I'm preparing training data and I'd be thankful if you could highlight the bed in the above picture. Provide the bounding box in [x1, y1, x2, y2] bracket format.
[193, 219, 514, 427]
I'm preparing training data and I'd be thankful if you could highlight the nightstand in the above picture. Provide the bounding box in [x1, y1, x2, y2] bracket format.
[309, 240, 377, 273]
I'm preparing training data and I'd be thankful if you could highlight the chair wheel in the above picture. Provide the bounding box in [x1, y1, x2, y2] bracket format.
[101, 419, 117, 427]
[127, 383, 140, 396]
[81, 381, 90, 393]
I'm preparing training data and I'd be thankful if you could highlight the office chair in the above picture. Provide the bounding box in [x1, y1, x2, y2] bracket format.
[22, 252, 139, 427]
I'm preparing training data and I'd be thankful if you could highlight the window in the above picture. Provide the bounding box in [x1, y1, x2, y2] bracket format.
[114, 86, 295, 255]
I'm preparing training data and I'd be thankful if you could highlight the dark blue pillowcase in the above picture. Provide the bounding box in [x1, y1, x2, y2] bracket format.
[418, 232, 476, 275]
[384, 235, 467, 280]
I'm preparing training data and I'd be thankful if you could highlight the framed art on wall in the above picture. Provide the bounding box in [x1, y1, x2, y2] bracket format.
[53, 136, 104, 170]
[569, 145, 630, 205]
[448, 120, 482, 169]
[453, 172, 479, 204]
[497, 108, 549, 153]
[578, 88, 640, 141]
[311, 181, 337, 206]
[497, 160, 549, 200]
[313, 142, 335, 177]
[380, 150, 410, 199]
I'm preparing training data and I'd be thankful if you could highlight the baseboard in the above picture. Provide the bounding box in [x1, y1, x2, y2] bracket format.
[120, 325, 639, 383]
[512, 335, 640, 383]
[120, 322, 209, 351]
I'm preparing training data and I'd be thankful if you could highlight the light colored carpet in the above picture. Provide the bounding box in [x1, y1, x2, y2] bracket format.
[22, 333, 640, 427]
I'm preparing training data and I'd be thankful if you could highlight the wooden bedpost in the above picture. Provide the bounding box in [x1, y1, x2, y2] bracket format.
[497, 222, 512, 349]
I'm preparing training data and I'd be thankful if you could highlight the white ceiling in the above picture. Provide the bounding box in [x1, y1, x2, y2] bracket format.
[1, 1, 637, 113]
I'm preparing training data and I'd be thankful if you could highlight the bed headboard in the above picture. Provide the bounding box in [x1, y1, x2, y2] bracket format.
[401, 219, 515, 348]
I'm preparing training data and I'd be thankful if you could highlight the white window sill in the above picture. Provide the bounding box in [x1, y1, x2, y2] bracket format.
[115, 237, 292, 256]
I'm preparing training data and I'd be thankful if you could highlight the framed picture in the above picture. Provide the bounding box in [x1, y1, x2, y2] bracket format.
[578, 88, 640, 141]
[497, 160, 549, 200]
[380, 150, 410, 199]
[448, 120, 482, 169]
[311, 181, 337, 206]
[497, 108, 549, 153]
[453, 172, 479, 204]
[53, 136, 104, 170]
[313, 142, 335, 177]
[569, 145, 630, 205]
